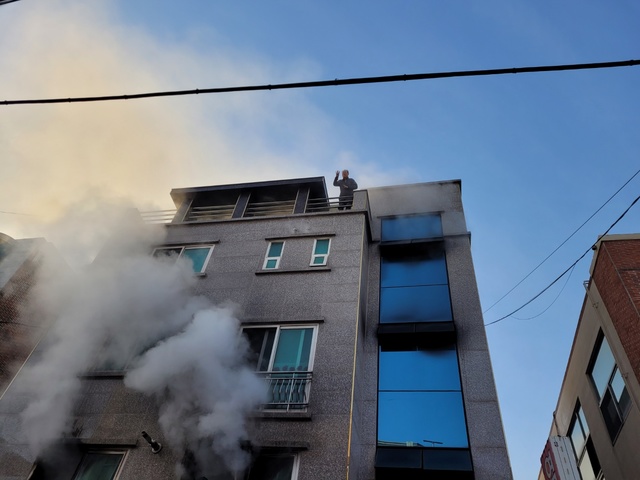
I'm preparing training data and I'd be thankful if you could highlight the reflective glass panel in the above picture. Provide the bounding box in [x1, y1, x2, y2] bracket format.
[273, 328, 313, 371]
[381, 215, 443, 241]
[590, 337, 615, 399]
[610, 367, 627, 405]
[569, 409, 586, 457]
[268, 242, 284, 257]
[265, 259, 277, 269]
[312, 256, 325, 265]
[314, 239, 330, 255]
[182, 247, 211, 273]
[73, 453, 123, 480]
[379, 346, 461, 391]
[380, 285, 452, 323]
[381, 255, 447, 287]
[579, 451, 597, 480]
[244, 328, 276, 371]
[378, 391, 468, 448]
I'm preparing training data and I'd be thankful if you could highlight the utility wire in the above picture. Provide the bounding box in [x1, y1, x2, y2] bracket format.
[512, 264, 576, 321]
[485, 192, 640, 327]
[483, 167, 640, 314]
[2, 59, 639, 106]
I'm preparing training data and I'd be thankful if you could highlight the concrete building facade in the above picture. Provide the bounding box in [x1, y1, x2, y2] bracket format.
[540, 234, 640, 480]
[0, 177, 511, 479]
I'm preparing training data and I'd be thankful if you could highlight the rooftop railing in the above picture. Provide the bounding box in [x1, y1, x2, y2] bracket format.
[139, 196, 350, 224]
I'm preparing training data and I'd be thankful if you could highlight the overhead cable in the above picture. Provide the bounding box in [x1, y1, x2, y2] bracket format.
[485, 192, 640, 326]
[2, 59, 639, 106]
[483, 167, 640, 314]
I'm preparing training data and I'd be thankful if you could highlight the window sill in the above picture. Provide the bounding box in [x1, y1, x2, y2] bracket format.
[255, 267, 331, 275]
[255, 410, 313, 421]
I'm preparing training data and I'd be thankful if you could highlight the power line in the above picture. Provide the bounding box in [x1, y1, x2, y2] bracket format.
[483, 167, 640, 314]
[2, 59, 639, 106]
[485, 192, 640, 327]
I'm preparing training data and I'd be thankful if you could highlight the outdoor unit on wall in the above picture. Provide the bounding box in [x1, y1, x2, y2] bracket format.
[540, 436, 580, 480]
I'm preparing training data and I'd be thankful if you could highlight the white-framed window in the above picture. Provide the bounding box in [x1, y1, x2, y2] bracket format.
[244, 453, 300, 480]
[72, 451, 126, 480]
[242, 325, 317, 410]
[263, 241, 285, 270]
[152, 245, 214, 274]
[310, 238, 331, 266]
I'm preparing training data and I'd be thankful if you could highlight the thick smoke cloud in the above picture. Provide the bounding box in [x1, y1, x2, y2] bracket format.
[17, 203, 265, 476]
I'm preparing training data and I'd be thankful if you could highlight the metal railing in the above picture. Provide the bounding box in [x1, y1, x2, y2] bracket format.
[243, 199, 296, 217]
[305, 196, 346, 212]
[185, 204, 236, 222]
[258, 371, 312, 411]
[139, 209, 178, 224]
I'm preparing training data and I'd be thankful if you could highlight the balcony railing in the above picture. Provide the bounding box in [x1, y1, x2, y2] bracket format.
[244, 199, 296, 218]
[185, 204, 236, 222]
[139, 196, 349, 224]
[258, 371, 312, 411]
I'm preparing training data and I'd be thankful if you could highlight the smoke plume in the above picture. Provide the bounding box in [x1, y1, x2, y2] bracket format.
[16, 202, 266, 476]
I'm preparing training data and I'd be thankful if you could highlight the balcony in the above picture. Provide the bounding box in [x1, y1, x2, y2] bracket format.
[258, 371, 312, 411]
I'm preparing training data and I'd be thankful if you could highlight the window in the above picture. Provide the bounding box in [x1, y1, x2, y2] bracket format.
[72, 452, 125, 480]
[152, 245, 214, 274]
[378, 340, 468, 448]
[263, 241, 285, 270]
[243, 325, 317, 409]
[381, 214, 442, 242]
[568, 404, 603, 480]
[310, 238, 331, 266]
[245, 453, 299, 480]
[588, 333, 631, 440]
[379, 243, 452, 323]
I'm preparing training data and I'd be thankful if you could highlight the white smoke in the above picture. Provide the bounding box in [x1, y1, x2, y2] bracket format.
[17, 202, 266, 476]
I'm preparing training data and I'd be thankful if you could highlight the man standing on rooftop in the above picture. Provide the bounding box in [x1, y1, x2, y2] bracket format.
[333, 169, 358, 210]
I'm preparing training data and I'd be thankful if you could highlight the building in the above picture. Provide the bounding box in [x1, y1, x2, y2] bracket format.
[0, 176, 512, 479]
[539, 234, 640, 480]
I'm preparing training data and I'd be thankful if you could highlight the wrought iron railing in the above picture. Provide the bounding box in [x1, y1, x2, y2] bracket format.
[258, 371, 312, 411]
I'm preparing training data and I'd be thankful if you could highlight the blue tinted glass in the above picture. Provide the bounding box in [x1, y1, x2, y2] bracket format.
[268, 242, 284, 257]
[378, 391, 468, 448]
[381, 256, 447, 287]
[590, 336, 615, 398]
[380, 285, 452, 323]
[379, 347, 461, 391]
[314, 239, 330, 255]
[182, 247, 211, 273]
[382, 215, 442, 241]
[273, 328, 313, 371]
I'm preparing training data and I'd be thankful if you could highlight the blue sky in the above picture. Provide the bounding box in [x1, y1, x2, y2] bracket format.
[1, 1, 639, 478]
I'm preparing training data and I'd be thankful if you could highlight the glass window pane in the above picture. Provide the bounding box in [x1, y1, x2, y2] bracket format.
[380, 285, 452, 323]
[579, 451, 597, 480]
[314, 239, 330, 255]
[312, 256, 325, 265]
[74, 453, 123, 480]
[182, 247, 211, 273]
[381, 215, 443, 241]
[244, 328, 276, 372]
[591, 337, 615, 399]
[379, 346, 461, 391]
[569, 414, 586, 457]
[247, 454, 294, 480]
[152, 247, 182, 261]
[268, 242, 284, 257]
[600, 390, 622, 440]
[578, 406, 590, 437]
[378, 391, 468, 448]
[265, 259, 277, 269]
[381, 255, 448, 287]
[273, 328, 313, 371]
[610, 367, 627, 405]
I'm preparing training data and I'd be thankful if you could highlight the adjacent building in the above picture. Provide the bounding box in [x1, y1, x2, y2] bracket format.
[0, 176, 512, 479]
[540, 234, 640, 480]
